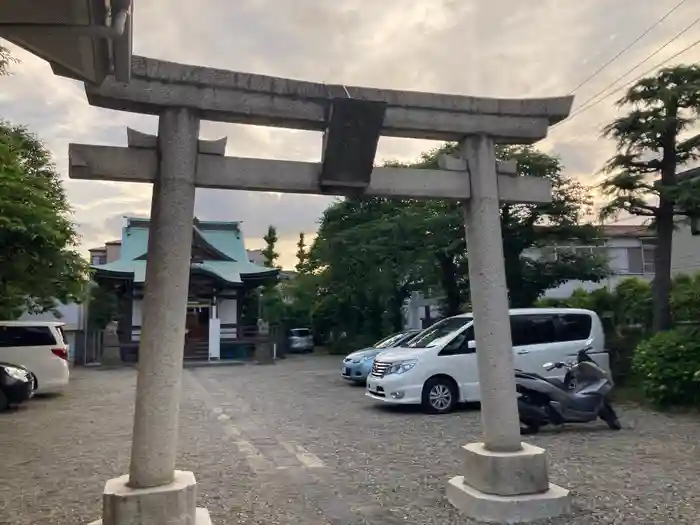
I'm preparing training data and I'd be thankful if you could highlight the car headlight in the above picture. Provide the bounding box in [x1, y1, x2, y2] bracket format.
[4, 366, 28, 381]
[386, 359, 417, 375]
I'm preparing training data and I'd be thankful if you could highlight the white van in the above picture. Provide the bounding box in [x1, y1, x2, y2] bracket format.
[0, 321, 70, 394]
[365, 308, 609, 414]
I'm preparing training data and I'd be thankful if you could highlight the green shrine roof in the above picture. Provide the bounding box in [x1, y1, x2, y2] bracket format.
[92, 217, 278, 285]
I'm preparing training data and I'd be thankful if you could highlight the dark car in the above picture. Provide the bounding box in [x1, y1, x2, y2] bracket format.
[0, 362, 33, 411]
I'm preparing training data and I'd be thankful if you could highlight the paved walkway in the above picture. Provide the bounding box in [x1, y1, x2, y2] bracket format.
[1, 355, 699, 524]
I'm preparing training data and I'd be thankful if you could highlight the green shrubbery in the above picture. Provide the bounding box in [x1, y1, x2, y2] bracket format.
[633, 328, 700, 407]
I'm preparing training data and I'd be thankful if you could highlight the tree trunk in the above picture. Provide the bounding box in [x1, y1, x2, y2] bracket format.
[387, 287, 407, 332]
[652, 199, 674, 332]
[503, 242, 525, 307]
[436, 253, 462, 317]
[652, 110, 678, 334]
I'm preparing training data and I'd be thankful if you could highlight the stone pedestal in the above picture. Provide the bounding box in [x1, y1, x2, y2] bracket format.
[101, 321, 123, 367]
[255, 319, 274, 364]
[88, 471, 212, 525]
[100, 345, 123, 367]
[446, 443, 570, 523]
[255, 341, 275, 364]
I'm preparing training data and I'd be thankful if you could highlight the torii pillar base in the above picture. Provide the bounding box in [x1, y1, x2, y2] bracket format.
[446, 443, 570, 523]
[88, 471, 212, 525]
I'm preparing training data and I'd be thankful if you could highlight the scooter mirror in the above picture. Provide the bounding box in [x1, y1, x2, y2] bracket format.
[542, 362, 554, 369]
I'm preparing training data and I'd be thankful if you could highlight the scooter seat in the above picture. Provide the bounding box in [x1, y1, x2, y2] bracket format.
[518, 371, 567, 390]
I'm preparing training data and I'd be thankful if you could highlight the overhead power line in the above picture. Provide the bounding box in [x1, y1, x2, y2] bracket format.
[553, 27, 700, 129]
[568, 0, 689, 94]
[568, 15, 700, 118]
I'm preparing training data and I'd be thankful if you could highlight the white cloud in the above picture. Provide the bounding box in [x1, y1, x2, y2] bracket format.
[2, 0, 700, 268]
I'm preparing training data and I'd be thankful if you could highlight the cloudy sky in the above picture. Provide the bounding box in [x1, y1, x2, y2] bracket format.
[1, 0, 700, 269]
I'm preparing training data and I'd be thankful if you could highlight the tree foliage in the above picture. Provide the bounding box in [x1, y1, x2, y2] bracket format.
[87, 284, 120, 330]
[0, 44, 18, 77]
[261, 225, 280, 269]
[299, 143, 609, 347]
[295, 232, 308, 274]
[0, 122, 91, 318]
[633, 327, 700, 407]
[379, 143, 609, 312]
[599, 64, 700, 332]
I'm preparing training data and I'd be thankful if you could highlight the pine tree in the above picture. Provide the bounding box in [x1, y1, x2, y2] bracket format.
[261, 225, 280, 269]
[295, 232, 308, 273]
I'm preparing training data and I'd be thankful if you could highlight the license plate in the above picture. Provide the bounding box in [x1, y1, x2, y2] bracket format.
[367, 381, 377, 393]
[343, 367, 350, 376]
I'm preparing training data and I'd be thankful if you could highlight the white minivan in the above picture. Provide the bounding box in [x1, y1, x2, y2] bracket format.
[365, 308, 609, 414]
[0, 321, 70, 394]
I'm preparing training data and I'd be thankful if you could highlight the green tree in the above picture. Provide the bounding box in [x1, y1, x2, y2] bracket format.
[386, 143, 609, 312]
[0, 122, 91, 318]
[261, 225, 280, 269]
[295, 232, 308, 273]
[304, 144, 609, 343]
[87, 284, 120, 330]
[0, 44, 18, 76]
[599, 64, 700, 333]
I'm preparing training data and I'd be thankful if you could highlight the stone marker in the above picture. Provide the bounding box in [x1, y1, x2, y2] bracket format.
[255, 318, 274, 365]
[100, 319, 122, 368]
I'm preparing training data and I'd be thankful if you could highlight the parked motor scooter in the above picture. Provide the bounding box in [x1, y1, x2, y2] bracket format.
[515, 345, 622, 434]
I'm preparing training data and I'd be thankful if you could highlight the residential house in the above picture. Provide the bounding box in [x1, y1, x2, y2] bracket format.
[671, 219, 700, 275]
[90, 217, 279, 360]
[528, 224, 657, 299]
[403, 222, 700, 328]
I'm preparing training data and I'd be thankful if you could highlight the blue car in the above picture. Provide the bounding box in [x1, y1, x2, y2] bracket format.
[340, 329, 421, 384]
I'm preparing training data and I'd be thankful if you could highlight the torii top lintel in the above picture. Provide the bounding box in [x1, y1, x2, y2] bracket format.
[86, 55, 573, 144]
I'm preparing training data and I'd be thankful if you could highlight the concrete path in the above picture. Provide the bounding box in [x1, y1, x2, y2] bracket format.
[1, 355, 699, 524]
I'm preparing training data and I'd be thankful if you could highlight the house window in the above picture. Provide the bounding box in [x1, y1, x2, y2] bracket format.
[91, 254, 107, 265]
[626, 247, 643, 274]
[642, 245, 656, 274]
[624, 245, 655, 275]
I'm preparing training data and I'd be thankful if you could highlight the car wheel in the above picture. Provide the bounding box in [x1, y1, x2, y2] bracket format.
[28, 373, 37, 398]
[422, 377, 458, 414]
[0, 390, 8, 412]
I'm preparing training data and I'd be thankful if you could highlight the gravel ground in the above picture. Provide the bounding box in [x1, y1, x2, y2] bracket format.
[0, 355, 699, 524]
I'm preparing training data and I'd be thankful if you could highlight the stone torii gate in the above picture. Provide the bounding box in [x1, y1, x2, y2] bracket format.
[70, 55, 574, 524]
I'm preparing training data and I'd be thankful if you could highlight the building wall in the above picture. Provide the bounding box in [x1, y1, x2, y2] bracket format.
[18, 302, 85, 331]
[671, 222, 700, 276]
[106, 243, 121, 263]
[527, 236, 656, 299]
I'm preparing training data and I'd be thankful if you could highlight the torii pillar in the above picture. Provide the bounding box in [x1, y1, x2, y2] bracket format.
[86, 112, 216, 525]
[444, 138, 571, 523]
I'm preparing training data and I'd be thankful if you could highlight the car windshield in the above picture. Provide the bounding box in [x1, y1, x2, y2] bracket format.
[405, 317, 472, 348]
[291, 329, 311, 337]
[374, 331, 413, 349]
